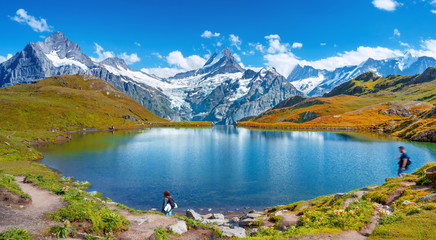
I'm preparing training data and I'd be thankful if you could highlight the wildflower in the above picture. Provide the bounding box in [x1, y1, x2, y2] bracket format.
[62, 186, 68, 192]
[349, 210, 355, 215]
[355, 206, 359, 210]
[63, 220, 71, 226]
[301, 215, 306, 218]
[110, 213, 116, 218]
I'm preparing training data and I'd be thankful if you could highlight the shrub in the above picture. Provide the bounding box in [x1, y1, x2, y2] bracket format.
[0, 228, 32, 240]
[155, 227, 169, 240]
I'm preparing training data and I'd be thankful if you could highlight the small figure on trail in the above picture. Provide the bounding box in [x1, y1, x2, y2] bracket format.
[397, 146, 412, 177]
[162, 190, 177, 216]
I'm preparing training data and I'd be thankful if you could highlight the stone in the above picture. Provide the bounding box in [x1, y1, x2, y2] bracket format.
[418, 193, 436, 202]
[241, 213, 261, 220]
[221, 226, 246, 238]
[202, 213, 213, 219]
[212, 213, 225, 220]
[239, 218, 256, 227]
[208, 208, 212, 212]
[203, 219, 227, 226]
[169, 221, 188, 235]
[402, 200, 412, 206]
[246, 228, 259, 236]
[133, 217, 151, 225]
[231, 217, 240, 223]
[186, 209, 202, 221]
[334, 193, 347, 199]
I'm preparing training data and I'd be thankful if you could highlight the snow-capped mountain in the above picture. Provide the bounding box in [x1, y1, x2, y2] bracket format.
[0, 32, 177, 119]
[162, 47, 303, 124]
[288, 53, 436, 96]
[0, 32, 303, 124]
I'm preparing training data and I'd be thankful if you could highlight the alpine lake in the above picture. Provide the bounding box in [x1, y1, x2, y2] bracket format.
[39, 126, 436, 212]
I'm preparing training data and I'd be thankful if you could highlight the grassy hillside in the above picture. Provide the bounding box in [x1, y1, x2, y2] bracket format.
[0, 74, 211, 171]
[239, 68, 436, 142]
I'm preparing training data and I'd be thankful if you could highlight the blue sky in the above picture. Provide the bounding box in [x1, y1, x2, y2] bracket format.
[1, 0, 436, 77]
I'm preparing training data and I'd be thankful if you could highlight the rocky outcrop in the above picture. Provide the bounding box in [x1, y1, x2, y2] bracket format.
[186, 209, 202, 221]
[411, 129, 436, 142]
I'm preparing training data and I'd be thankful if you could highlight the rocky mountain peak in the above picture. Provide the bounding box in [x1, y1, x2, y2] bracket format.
[200, 47, 244, 75]
[100, 57, 129, 69]
[355, 71, 379, 81]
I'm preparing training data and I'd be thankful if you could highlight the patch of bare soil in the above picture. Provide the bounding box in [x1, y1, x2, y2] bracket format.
[0, 176, 65, 238]
[108, 205, 178, 240]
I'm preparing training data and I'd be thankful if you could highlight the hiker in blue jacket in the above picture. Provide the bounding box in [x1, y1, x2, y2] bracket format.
[397, 146, 412, 177]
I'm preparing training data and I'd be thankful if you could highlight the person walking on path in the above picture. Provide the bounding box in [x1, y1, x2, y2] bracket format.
[162, 190, 177, 216]
[397, 146, 412, 177]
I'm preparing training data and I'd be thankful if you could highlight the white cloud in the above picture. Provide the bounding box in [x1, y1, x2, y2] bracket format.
[92, 43, 140, 64]
[152, 52, 163, 59]
[408, 39, 436, 59]
[229, 34, 242, 50]
[320, 43, 326, 46]
[292, 42, 303, 49]
[233, 53, 241, 62]
[141, 67, 185, 78]
[216, 42, 222, 47]
[264, 52, 299, 77]
[92, 43, 115, 62]
[399, 41, 410, 47]
[431, 9, 436, 14]
[119, 52, 140, 64]
[372, 0, 399, 11]
[0, 53, 13, 63]
[134, 42, 141, 47]
[201, 30, 220, 38]
[166, 51, 206, 70]
[250, 43, 265, 53]
[393, 28, 401, 37]
[265, 34, 290, 54]
[11, 9, 53, 32]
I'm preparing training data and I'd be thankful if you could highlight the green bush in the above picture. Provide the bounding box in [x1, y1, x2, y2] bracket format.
[0, 228, 32, 240]
[0, 173, 31, 199]
[378, 212, 405, 225]
[49, 224, 75, 238]
[155, 227, 169, 240]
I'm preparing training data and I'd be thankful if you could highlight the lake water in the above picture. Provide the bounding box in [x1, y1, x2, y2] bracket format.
[40, 127, 436, 212]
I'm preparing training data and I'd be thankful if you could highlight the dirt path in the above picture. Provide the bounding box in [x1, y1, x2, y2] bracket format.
[0, 176, 65, 237]
[107, 204, 178, 240]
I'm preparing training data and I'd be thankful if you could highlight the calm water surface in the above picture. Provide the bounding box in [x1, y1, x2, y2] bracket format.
[39, 127, 436, 211]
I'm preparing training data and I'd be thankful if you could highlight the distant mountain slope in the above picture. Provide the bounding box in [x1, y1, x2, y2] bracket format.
[325, 67, 436, 99]
[0, 33, 303, 124]
[288, 54, 436, 96]
[240, 69, 436, 142]
[0, 32, 177, 119]
[0, 74, 166, 132]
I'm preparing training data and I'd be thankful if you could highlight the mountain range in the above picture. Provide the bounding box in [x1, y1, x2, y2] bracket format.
[0, 32, 303, 124]
[288, 53, 436, 96]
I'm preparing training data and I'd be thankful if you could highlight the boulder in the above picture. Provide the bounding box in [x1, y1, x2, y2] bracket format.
[133, 217, 150, 225]
[402, 200, 412, 206]
[231, 217, 240, 223]
[202, 213, 213, 219]
[169, 221, 188, 235]
[418, 193, 436, 202]
[221, 226, 246, 238]
[239, 218, 256, 227]
[241, 213, 261, 219]
[334, 193, 347, 199]
[212, 213, 225, 220]
[203, 219, 227, 226]
[186, 209, 202, 221]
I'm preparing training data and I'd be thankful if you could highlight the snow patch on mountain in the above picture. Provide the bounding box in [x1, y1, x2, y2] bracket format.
[45, 50, 88, 70]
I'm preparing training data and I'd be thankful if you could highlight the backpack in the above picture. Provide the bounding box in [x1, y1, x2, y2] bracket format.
[168, 198, 178, 209]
